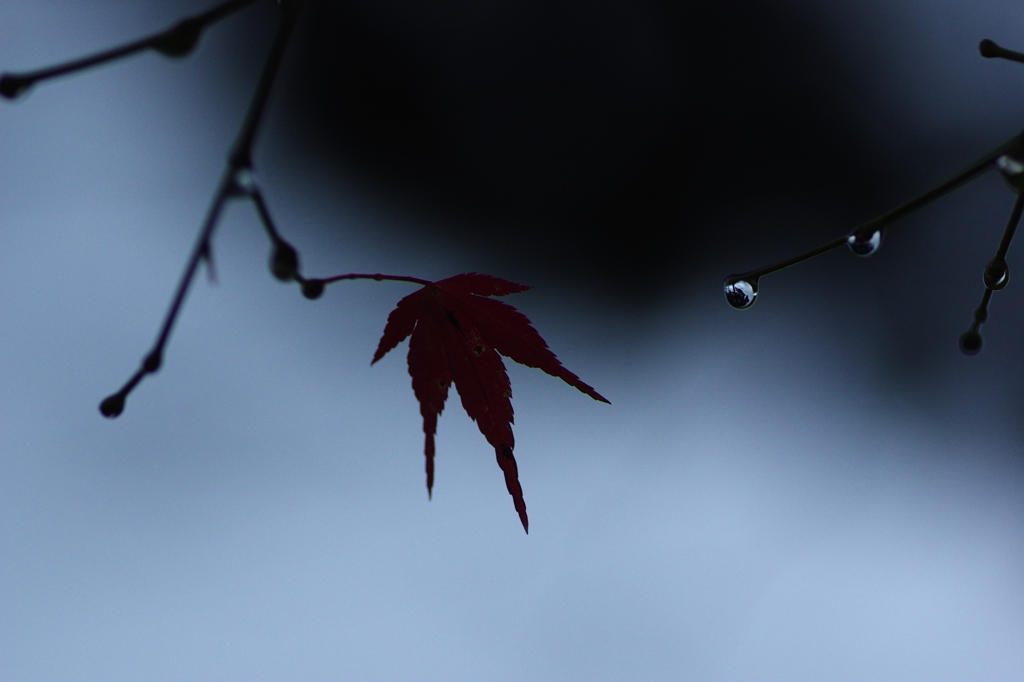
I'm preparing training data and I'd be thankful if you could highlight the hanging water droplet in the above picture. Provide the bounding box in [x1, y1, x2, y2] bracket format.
[152, 19, 203, 58]
[302, 279, 325, 300]
[997, 154, 1024, 176]
[996, 154, 1024, 191]
[847, 227, 883, 257]
[983, 257, 1009, 290]
[959, 330, 982, 355]
[271, 241, 299, 282]
[99, 393, 126, 418]
[0, 74, 32, 99]
[724, 278, 758, 309]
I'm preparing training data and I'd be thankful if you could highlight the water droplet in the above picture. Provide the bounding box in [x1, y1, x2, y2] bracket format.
[143, 350, 162, 374]
[302, 280, 325, 300]
[847, 227, 883, 257]
[99, 393, 126, 418]
[984, 258, 1009, 290]
[271, 242, 299, 282]
[959, 330, 982, 355]
[724, 278, 758, 309]
[996, 154, 1024, 191]
[230, 166, 258, 197]
[152, 19, 202, 58]
[0, 74, 32, 99]
[997, 154, 1024, 176]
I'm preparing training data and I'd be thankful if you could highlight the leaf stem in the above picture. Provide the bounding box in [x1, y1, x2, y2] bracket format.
[316, 273, 435, 287]
[0, 0, 260, 99]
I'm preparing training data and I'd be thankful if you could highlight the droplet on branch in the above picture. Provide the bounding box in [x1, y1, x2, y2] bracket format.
[996, 154, 1024, 191]
[99, 393, 126, 418]
[271, 242, 299, 282]
[847, 227, 883, 257]
[152, 19, 203, 58]
[302, 279, 325, 300]
[959, 330, 982, 355]
[983, 258, 1009, 290]
[0, 74, 32, 100]
[724, 278, 758, 309]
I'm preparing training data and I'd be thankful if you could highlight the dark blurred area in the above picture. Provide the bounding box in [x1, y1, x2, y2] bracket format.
[266, 0, 891, 300]
[44, 0, 1010, 404]
[212, 0, 1024, 396]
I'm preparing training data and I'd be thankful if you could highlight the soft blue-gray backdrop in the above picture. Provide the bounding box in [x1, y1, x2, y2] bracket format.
[1, 1, 1022, 680]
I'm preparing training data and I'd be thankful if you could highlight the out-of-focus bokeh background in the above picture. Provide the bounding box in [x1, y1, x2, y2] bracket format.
[1, 1, 1023, 679]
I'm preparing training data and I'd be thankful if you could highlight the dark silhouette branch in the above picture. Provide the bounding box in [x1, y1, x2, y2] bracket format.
[85, 0, 438, 418]
[0, 0, 260, 99]
[18, 5, 1020, 421]
[98, 0, 306, 418]
[724, 131, 1024, 288]
[979, 39, 1024, 64]
[724, 39, 1024, 353]
[959, 191, 1024, 354]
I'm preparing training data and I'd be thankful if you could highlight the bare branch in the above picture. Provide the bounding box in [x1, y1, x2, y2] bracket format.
[979, 39, 1024, 64]
[959, 192, 1024, 354]
[723, 131, 1024, 296]
[0, 0, 260, 100]
[100, 0, 306, 417]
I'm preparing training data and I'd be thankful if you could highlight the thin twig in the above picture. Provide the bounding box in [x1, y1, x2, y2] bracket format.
[0, 0, 260, 99]
[285, 271, 433, 301]
[228, 0, 302, 169]
[724, 130, 1024, 287]
[994, 189, 1024, 261]
[724, 37, 1024, 354]
[100, 0, 306, 417]
[959, 192, 1024, 355]
[979, 39, 1024, 64]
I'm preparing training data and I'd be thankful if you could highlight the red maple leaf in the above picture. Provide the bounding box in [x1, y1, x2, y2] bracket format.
[371, 273, 609, 532]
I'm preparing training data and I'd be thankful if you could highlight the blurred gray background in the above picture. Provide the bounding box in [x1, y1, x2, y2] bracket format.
[1, 1, 1022, 679]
